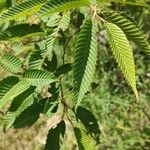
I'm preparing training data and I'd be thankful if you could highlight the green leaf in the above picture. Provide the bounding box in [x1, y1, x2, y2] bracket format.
[106, 22, 138, 99]
[42, 12, 71, 58]
[39, 0, 89, 17]
[0, 52, 22, 74]
[44, 83, 59, 116]
[13, 100, 45, 128]
[110, 0, 149, 7]
[45, 121, 66, 150]
[58, 11, 70, 31]
[76, 106, 101, 143]
[4, 86, 36, 130]
[0, 0, 47, 23]
[0, 0, 7, 11]
[29, 50, 44, 70]
[73, 19, 98, 105]
[0, 24, 44, 41]
[43, 52, 57, 72]
[9, 86, 36, 112]
[55, 63, 72, 77]
[23, 69, 56, 87]
[74, 127, 95, 150]
[0, 76, 19, 100]
[103, 10, 150, 55]
[0, 80, 30, 109]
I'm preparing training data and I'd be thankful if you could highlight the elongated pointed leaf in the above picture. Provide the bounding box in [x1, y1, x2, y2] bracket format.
[39, 0, 89, 17]
[0, 76, 19, 100]
[4, 86, 36, 130]
[103, 10, 150, 55]
[0, 52, 22, 74]
[13, 100, 45, 128]
[0, 0, 7, 11]
[74, 127, 95, 150]
[23, 70, 55, 86]
[76, 106, 101, 143]
[73, 19, 98, 104]
[110, 0, 149, 7]
[29, 50, 44, 70]
[43, 12, 71, 57]
[0, 80, 30, 109]
[45, 121, 66, 150]
[0, 24, 44, 41]
[0, 0, 47, 23]
[106, 22, 138, 99]
[44, 83, 59, 116]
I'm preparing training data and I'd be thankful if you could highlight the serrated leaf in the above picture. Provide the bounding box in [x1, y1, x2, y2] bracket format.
[29, 50, 44, 70]
[0, 76, 19, 100]
[0, 0, 47, 23]
[73, 19, 98, 105]
[39, 0, 89, 17]
[45, 121, 66, 150]
[59, 11, 70, 31]
[23, 69, 55, 87]
[0, 52, 22, 74]
[103, 10, 150, 55]
[106, 22, 138, 99]
[44, 83, 59, 116]
[0, 80, 30, 109]
[110, 0, 149, 7]
[0, 0, 7, 11]
[0, 24, 44, 41]
[43, 52, 57, 72]
[76, 106, 101, 143]
[9, 86, 36, 112]
[4, 86, 36, 130]
[55, 63, 72, 77]
[74, 127, 95, 150]
[44, 13, 61, 27]
[43, 12, 71, 58]
[13, 100, 45, 128]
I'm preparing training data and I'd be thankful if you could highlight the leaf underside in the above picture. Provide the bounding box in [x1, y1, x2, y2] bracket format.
[0, 79, 30, 109]
[4, 87, 36, 130]
[0, 53, 22, 74]
[106, 22, 138, 99]
[23, 69, 55, 86]
[103, 10, 150, 55]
